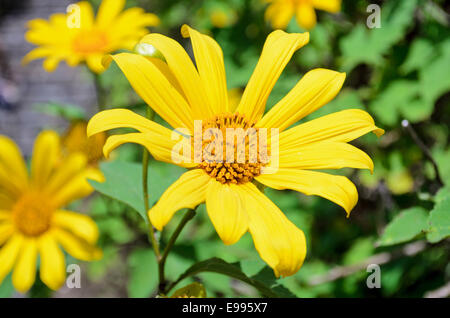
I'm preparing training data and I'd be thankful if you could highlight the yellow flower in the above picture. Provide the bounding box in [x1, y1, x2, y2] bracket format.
[62, 121, 107, 167]
[0, 131, 103, 293]
[265, 0, 341, 30]
[23, 0, 160, 73]
[87, 25, 383, 277]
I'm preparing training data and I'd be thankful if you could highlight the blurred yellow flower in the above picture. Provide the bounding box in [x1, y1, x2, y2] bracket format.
[0, 131, 103, 293]
[87, 25, 383, 277]
[62, 121, 107, 166]
[265, 0, 341, 30]
[23, 0, 160, 73]
[210, 9, 237, 28]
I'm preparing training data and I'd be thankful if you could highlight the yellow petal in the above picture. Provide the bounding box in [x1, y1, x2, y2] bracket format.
[78, 1, 95, 29]
[139, 33, 210, 120]
[312, 0, 341, 13]
[205, 180, 248, 245]
[52, 168, 104, 208]
[0, 164, 23, 199]
[86, 54, 105, 74]
[279, 109, 385, 148]
[0, 222, 14, 246]
[0, 234, 23, 285]
[43, 57, 61, 72]
[38, 232, 66, 290]
[88, 108, 168, 135]
[279, 141, 374, 172]
[53, 228, 102, 261]
[45, 152, 87, 195]
[12, 238, 38, 293]
[149, 169, 210, 231]
[256, 169, 358, 216]
[31, 130, 60, 187]
[114, 8, 160, 32]
[264, 1, 295, 29]
[95, 0, 125, 29]
[22, 47, 52, 65]
[257, 69, 346, 131]
[181, 25, 229, 114]
[0, 135, 28, 190]
[102, 132, 195, 168]
[104, 53, 194, 130]
[236, 30, 309, 123]
[296, 3, 317, 30]
[235, 183, 306, 277]
[0, 193, 14, 210]
[53, 210, 99, 244]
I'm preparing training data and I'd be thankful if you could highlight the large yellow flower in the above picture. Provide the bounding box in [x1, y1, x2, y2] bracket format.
[265, 0, 341, 30]
[23, 0, 160, 73]
[87, 25, 383, 277]
[0, 131, 103, 293]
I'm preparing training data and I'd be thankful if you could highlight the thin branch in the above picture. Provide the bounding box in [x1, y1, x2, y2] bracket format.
[401, 119, 444, 188]
[307, 241, 427, 286]
[424, 281, 450, 298]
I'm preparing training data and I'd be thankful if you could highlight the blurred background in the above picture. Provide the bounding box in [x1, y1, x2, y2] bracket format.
[0, 0, 449, 298]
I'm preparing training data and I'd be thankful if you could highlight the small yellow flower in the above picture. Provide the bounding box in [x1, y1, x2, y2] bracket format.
[62, 121, 107, 167]
[87, 26, 383, 277]
[23, 0, 160, 73]
[264, 0, 341, 30]
[0, 131, 103, 293]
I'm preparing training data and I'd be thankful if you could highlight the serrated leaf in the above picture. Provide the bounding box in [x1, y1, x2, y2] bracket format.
[419, 40, 450, 104]
[400, 39, 434, 74]
[370, 80, 426, 126]
[339, 0, 418, 71]
[169, 257, 287, 298]
[378, 207, 428, 246]
[426, 197, 450, 243]
[89, 160, 185, 220]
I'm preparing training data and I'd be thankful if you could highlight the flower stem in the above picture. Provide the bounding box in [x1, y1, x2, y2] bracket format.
[92, 72, 107, 112]
[159, 208, 197, 294]
[142, 108, 160, 259]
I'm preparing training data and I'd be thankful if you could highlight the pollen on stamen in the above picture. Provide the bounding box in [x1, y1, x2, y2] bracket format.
[199, 112, 269, 184]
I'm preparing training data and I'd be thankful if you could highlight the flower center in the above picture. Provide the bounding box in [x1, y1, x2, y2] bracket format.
[72, 30, 109, 54]
[12, 192, 54, 237]
[198, 113, 269, 184]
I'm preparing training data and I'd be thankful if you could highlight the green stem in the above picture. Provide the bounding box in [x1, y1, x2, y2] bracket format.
[93, 72, 107, 112]
[141, 108, 160, 259]
[159, 208, 197, 294]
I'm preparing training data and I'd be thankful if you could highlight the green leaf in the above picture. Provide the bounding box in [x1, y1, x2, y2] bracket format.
[419, 39, 450, 105]
[378, 207, 428, 246]
[33, 102, 86, 121]
[339, 0, 418, 71]
[426, 197, 450, 243]
[370, 80, 433, 126]
[0, 274, 14, 298]
[89, 160, 185, 220]
[127, 248, 158, 298]
[169, 257, 284, 298]
[400, 38, 434, 74]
